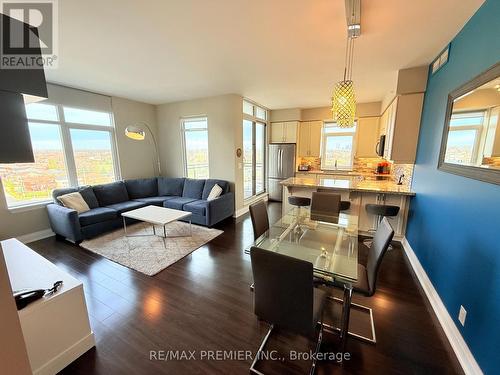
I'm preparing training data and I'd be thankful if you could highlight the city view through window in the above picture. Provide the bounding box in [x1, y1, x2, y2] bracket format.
[0, 103, 117, 207]
[321, 122, 356, 169]
[182, 117, 209, 179]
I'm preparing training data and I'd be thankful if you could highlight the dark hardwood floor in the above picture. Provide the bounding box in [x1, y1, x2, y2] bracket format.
[28, 202, 462, 375]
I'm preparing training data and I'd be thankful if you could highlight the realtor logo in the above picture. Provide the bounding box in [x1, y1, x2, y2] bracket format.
[0, 0, 58, 69]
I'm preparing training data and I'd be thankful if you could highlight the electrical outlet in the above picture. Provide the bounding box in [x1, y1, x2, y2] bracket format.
[458, 305, 467, 326]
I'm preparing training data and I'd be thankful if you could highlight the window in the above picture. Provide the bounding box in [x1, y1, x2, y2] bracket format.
[243, 100, 267, 121]
[243, 100, 267, 199]
[444, 111, 484, 165]
[0, 102, 119, 208]
[70, 129, 116, 185]
[321, 121, 357, 170]
[181, 117, 209, 179]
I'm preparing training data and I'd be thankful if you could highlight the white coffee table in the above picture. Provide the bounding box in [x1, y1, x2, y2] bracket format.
[121, 205, 192, 240]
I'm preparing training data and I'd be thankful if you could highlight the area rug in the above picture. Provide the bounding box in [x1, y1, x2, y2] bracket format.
[80, 221, 223, 276]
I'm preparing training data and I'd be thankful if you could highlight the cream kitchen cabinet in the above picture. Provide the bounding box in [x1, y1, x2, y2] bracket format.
[379, 93, 424, 163]
[298, 121, 322, 157]
[356, 117, 380, 157]
[270, 121, 298, 143]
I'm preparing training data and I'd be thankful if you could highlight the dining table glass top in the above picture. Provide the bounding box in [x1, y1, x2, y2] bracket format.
[253, 209, 359, 283]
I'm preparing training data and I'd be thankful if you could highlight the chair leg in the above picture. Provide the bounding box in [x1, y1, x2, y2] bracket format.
[250, 322, 324, 375]
[323, 296, 377, 344]
[249, 324, 274, 375]
[310, 319, 323, 375]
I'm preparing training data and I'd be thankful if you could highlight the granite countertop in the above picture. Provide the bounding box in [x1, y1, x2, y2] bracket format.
[296, 170, 393, 178]
[281, 176, 415, 196]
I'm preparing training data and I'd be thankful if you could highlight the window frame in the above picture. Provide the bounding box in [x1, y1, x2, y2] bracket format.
[320, 121, 357, 170]
[0, 102, 120, 209]
[444, 111, 485, 165]
[243, 99, 267, 200]
[180, 116, 210, 179]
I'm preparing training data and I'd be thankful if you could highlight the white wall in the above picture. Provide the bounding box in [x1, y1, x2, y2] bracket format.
[156, 94, 245, 209]
[112, 97, 159, 179]
[0, 86, 158, 240]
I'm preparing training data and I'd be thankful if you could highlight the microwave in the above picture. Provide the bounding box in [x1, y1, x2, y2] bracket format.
[376, 135, 386, 157]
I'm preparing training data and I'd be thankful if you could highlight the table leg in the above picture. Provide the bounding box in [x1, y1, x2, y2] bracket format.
[123, 216, 127, 235]
[189, 219, 192, 237]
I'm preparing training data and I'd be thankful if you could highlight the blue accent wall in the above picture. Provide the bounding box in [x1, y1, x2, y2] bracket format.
[406, 1, 500, 373]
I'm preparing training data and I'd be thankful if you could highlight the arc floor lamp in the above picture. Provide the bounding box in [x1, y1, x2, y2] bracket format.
[125, 122, 161, 176]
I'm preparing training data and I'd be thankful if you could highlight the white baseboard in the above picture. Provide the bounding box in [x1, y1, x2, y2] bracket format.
[401, 237, 483, 375]
[17, 229, 55, 244]
[33, 333, 95, 375]
[233, 194, 269, 218]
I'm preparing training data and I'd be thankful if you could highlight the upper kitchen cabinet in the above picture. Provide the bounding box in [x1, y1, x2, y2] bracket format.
[355, 117, 380, 157]
[380, 93, 425, 163]
[298, 121, 322, 157]
[270, 121, 298, 143]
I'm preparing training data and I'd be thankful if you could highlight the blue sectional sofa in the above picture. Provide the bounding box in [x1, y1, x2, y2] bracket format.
[47, 177, 234, 243]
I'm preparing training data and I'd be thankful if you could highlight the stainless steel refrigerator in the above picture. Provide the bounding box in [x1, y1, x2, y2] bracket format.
[268, 143, 296, 201]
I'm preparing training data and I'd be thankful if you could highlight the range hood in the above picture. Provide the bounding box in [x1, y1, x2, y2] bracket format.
[0, 14, 48, 163]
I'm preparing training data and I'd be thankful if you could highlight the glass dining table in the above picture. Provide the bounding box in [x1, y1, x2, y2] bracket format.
[250, 209, 359, 286]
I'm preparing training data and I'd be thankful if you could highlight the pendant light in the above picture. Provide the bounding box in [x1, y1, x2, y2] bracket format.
[331, 0, 361, 128]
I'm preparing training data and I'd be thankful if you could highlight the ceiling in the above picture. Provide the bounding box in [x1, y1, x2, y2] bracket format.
[45, 0, 484, 109]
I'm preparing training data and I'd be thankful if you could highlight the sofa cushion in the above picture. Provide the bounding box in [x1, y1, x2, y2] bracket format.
[53, 187, 78, 204]
[57, 192, 90, 213]
[93, 181, 129, 206]
[164, 197, 197, 210]
[53, 186, 99, 208]
[79, 207, 117, 226]
[183, 200, 208, 216]
[202, 179, 229, 199]
[125, 178, 158, 199]
[79, 186, 99, 208]
[105, 200, 147, 214]
[158, 177, 185, 196]
[182, 179, 205, 199]
[133, 196, 177, 206]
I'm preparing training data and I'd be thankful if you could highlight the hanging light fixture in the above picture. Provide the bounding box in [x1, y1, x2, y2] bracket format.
[331, 0, 361, 128]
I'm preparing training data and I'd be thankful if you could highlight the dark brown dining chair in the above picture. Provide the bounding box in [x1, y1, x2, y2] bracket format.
[316, 188, 351, 211]
[250, 246, 344, 375]
[349, 216, 394, 297]
[310, 191, 341, 224]
[249, 200, 269, 240]
[319, 217, 394, 344]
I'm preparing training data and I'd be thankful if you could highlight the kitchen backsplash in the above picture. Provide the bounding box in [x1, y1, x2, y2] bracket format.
[298, 156, 322, 170]
[297, 156, 414, 185]
[482, 156, 500, 168]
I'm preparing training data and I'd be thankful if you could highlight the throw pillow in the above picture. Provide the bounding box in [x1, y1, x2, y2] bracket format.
[57, 192, 90, 213]
[207, 184, 223, 201]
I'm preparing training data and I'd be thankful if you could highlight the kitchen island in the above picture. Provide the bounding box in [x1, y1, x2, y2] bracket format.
[281, 176, 415, 239]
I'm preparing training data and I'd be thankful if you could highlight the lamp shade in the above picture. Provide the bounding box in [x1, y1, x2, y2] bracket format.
[125, 126, 146, 141]
[331, 80, 356, 128]
[0, 91, 35, 163]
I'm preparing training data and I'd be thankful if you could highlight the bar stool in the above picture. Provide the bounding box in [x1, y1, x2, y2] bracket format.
[363, 204, 399, 248]
[288, 196, 311, 229]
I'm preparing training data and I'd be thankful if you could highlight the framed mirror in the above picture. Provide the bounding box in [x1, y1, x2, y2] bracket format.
[438, 62, 500, 185]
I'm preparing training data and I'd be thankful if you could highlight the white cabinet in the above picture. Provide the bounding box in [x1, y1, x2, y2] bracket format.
[379, 93, 424, 163]
[356, 117, 380, 157]
[271, 121, 298, 143]
[2, 239, 95, 375]
[298, 121, 322, 157]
